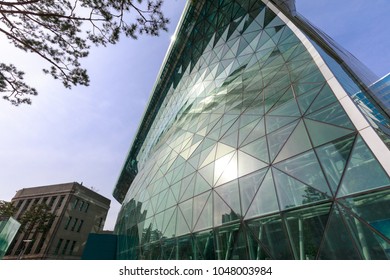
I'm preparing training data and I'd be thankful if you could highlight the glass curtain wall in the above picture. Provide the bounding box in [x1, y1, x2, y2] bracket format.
[0, 218, 21, 259]
[114, 0, 390, 259]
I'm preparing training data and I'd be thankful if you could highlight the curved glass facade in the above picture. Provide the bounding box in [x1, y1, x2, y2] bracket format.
[114, 0, 390, 259]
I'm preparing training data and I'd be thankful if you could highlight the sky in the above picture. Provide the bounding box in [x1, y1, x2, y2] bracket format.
[0, 0, 389, 231]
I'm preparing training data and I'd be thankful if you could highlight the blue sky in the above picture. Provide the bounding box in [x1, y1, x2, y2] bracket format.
[0, 0, 389, 230]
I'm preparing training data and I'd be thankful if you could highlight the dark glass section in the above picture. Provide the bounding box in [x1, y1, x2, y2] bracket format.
[283, 203, 331, 260]
[338, 203, 390, 260]
[318, 205, 361, 260]
[337, 136, 390, 197]
[246, 215, 293, 259]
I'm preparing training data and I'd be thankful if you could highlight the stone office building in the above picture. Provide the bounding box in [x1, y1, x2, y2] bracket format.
[4, 182, 110, 260]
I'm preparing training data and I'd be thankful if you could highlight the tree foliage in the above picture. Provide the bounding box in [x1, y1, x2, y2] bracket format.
[0, 200, 17, 220]
[0, 0, 169, 105]
[19, 203, 56, 234]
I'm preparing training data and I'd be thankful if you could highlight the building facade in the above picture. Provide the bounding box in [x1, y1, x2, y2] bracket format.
[113, 0, 390, 259]
[4, 182, 110, 260]
[371, 73, 390, 115]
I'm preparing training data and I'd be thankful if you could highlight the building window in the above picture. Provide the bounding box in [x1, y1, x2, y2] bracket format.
[62, 240, 70, 255]
[77, 220, 84, 233]
[73, 198, 79, 209]
[64, 216, 72, 230]
[79, 200, 84, 211]
[69, 241, 77, 256]
[48, 196, 57, 208]
[35, 237, 46, 254]
[71, 218, 79, 231]
[15, 200, 23, 210]
[42, 197, 48, 205]
[57, 196, 65, 208]
[54, 238, 63, 255]
[84, 202, 89, 213]
[98, 217, 103, 229]
[24, 239, 34, 255]
[21, 199, 32, 212]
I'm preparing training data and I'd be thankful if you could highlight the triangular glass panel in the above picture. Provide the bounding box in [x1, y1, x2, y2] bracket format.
[317, 206, 361, 259]
[193, 192, 213, 232]
[215, 179, 241, 216]
[293, 82, 326, 98]
[171, 164, 186, 185]
[306, 84, 338, 114]
[246, 168, 279, 218]
[245, 214, 294, 259]
[253, 6, 266, 28]
[207, 126, 223, 141]
[305, 118, 355, 148]
[239, 168, 268, 214]
[296, 64, 325, 82]
[199, 144, 217, 168]
[219, 118, 240, 140]
[263, 88, 288, 113]
[338, 202, 390, 259]
[188, 139, 203, 158]
[283, 203, 332, 260]
[278, 26, 295, 45]
[280, 42, 301, 62]
[265, 116, 300, 134]
[193, 230, 216, 260]
[163, 207, 177, 239]
[154, 211, 165, 235]
[269, 86, 295, 110]
[270, 26, 286, 45]
[274, 120, 313, 163]
[155, 190, 169, 214]
[188, 151, 202, 169]
[316, 134, 356, 194]
[215, 152, 238, 186]
[150, 194, 161, 215]
[179, 173, 196, 202]
[141, 217, 154, 244]
[229, 226, 249, 259]
[220, 130, 239, 148]
[176, 205, 192, 236]
[240, 135, 269, 163]
[238, 150, 268, 177]
[294, 60, 321, 81]
[216, 142, 236, 160]
[275, 149, 332, 196]
[246, 226, 272, 259]
[241, 118, 266, 146]
[273, 168, 329, 210]
[268, 98, 301, 117]
[165, 188, 177, 209]
[198, 162, 215, 188]
[296, 84, 323, 114]
[338, 188, 390, 240]
[337, 136, 390, 197]
[306, 101, 355, 130]
[194, 173, 212, 196]
[214, 151, 236, 186]
[192, 191, 211, 230]
[183, 162, 196, 178]
[214, 191, 240, 227]
[267, 120, 298, 162]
